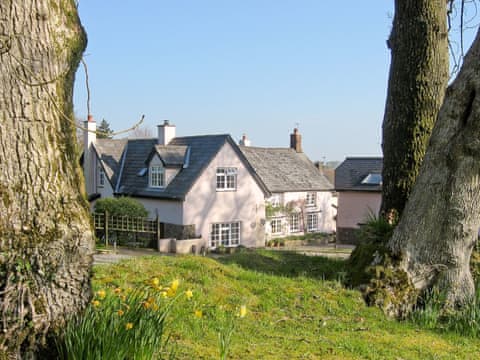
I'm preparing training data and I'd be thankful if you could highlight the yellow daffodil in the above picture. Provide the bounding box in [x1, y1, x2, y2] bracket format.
[91, 300, 100, 307]
[147, 297, 155, 304]
[194, 310, 203, 318]
[160, 291, 168, 298]
[171, 279, 180, 291]
[125, 322, 134, 330]
[152, 303, 159, 311]
[114, 287, 122, 294]
[239, 305, 247, 318]
[143, 301, 151, 309]
[167, 288, 176, 297]
[185, 290, 193, 300]
[96, 290, 106, 299]
[120, 295, 127, 302]
[117, 309, 124, 316]
[151, 277, 160, 287]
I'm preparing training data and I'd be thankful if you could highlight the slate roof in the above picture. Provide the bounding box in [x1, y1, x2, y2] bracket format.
[94, 135, 268, 200]
[239, 146, 333, 192]
[151, 145, 189, 166]
[93, 138, 128, 187]
[335, 157, 383, 192]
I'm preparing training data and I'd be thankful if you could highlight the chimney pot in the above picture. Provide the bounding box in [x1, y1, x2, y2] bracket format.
[290, 127, 302, 153]
[239, 134, 251, 146]
[157, 120, 176, 145]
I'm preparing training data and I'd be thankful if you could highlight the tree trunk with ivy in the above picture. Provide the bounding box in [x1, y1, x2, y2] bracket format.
[381, 0, 449, 218]
[367, 26, 480, 318]
[0, 0, 94, 357]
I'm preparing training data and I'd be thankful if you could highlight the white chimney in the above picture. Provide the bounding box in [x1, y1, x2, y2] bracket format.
[157, 120, 176, 145]
[83, 115, 97, 195]
[239, 134, 251, 146]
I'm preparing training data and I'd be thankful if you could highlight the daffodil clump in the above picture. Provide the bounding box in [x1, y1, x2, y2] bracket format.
[56, 277, 191, 360]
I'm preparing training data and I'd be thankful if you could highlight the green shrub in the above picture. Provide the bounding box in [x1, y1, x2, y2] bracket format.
[94, 197, 149, 218]
[346, 213, 394, 287]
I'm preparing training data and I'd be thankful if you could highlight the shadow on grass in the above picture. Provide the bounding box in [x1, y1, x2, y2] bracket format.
[216, 249, 348, 282]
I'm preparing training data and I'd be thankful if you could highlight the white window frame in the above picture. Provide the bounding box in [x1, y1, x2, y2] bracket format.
[289, 213, 300, 233]
[270, 219, 282, 234]
[269, 194, 280, 207]
[307, 213, 318, 232]
[149, 165, 165, 188]
[306, 192, 316, 207]
[216, 167, 237, 191]
[210, 222, 241, 247]
[98, 167, 105, 188]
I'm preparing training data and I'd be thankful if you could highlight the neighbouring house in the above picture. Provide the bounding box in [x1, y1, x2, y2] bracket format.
[335, 157, 383, 244]
[239, 131, 336, 240]
[83, 117, 335, 249]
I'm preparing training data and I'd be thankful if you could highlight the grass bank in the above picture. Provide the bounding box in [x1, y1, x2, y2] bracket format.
[91, 250, 480, 359]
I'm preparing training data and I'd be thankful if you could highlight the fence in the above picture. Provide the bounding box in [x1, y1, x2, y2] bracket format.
[93, 211, 161, 248]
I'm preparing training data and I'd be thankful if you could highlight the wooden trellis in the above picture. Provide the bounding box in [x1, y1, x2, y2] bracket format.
[93, 212, 161, 248]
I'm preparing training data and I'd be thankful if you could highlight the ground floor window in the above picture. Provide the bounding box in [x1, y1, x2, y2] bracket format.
[307, 213, 318, 232]
[289, 213, 300, 232]
[210, 222, 241, 247]
[271, 219, 282, 234]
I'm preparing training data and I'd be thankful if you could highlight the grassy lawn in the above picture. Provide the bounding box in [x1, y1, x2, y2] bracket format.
[92, 250, 480, 359]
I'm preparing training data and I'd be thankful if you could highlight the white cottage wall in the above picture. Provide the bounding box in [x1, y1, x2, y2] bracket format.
[183, 142, 266, 248]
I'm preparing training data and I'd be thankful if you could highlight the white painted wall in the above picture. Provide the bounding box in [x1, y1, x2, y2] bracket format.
[183, 142, 266, 248]
[336, 191, 381, 228]
[137, 197, 184, 225]
[282, 191, 337, 233]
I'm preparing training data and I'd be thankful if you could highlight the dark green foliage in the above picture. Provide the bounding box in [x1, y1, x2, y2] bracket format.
[346, 214, 395, 287]
[97, 119, 114, 139]
[409, 280, 480, 338]
[94, 197, 148, 218]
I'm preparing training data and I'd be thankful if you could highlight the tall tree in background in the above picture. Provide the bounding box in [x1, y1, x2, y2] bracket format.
[365, 1, 480, 317]
[97, 119, 114, 139]
[0, 0, 93, 357]
[381, 0, 449, 218]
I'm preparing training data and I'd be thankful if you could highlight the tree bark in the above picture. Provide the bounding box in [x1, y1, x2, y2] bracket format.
[0, 1, 93, 357]
[386, 25, 480, 315]
[381, 0, 449, 218]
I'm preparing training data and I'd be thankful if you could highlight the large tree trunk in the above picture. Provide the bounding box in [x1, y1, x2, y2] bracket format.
[381, 0, 449, 218]
[384, 26, 480, 316]
[0, 1, 93, 357]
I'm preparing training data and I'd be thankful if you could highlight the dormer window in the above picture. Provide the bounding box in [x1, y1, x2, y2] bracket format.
[150, 165, 165, 188]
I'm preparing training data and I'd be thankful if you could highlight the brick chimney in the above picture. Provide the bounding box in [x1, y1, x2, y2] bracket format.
[290, 127, 302, 153]
[157, 120, 176, 145]
[83, 115, 97, 195]
[239, 134, 251, 146]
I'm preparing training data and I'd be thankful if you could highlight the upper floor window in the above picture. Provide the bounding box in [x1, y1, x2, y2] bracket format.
[269, 194, 280, 207]
[306, 192, 316, 207]
[150, 165, 165, 188]
[98, 167, 105, 187]
[216, 167, 237, 191]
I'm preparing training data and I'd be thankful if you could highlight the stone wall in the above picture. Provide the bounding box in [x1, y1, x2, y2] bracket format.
[336, 227, 362, 245]
[162, 223, 197, 240]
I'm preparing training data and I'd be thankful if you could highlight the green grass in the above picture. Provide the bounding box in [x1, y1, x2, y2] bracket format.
[91, 250, 480, 359]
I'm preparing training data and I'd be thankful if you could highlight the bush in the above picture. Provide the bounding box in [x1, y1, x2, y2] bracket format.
[94, 197, 149, 218]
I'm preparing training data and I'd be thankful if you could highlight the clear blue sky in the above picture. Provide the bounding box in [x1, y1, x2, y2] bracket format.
[74, 1, 395, 162]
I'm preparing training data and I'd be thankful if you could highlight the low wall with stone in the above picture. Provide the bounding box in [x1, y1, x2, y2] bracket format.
[157, 237, 207, 255]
